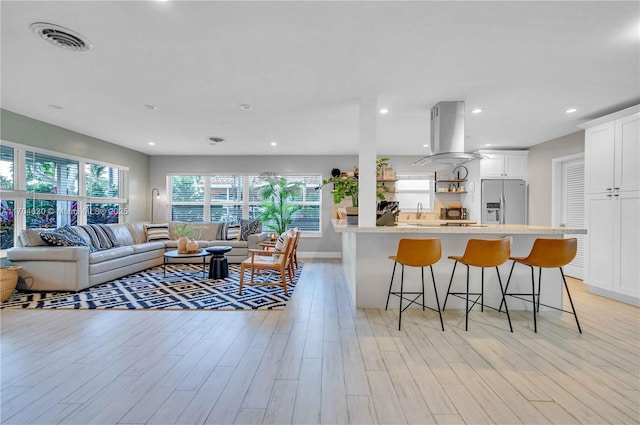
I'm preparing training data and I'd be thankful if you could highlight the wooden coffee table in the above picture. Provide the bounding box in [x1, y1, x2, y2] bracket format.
[163, 249, 211, 278]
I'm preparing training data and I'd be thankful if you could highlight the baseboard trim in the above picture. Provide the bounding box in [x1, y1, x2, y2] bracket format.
[298, 251, 341, 259]
[588, 286, 640, 307]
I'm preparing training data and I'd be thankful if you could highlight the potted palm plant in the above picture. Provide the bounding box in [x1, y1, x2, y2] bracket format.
[258, 175, 303, 235]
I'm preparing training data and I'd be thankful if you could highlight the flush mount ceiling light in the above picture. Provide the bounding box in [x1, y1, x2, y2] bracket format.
[379, 108, 389, 114]
[240, 104, 252, 110]
[471, 108, 483, 114]
[30, 22, 93, 52]
[566, 108, 578, 114]
[209, 137, 224, 145]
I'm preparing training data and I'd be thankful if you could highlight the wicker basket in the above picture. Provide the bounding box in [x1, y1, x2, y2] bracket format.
[1, 266, 22, 302]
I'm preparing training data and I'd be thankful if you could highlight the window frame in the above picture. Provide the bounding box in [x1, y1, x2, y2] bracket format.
[394, 172, 435, 212]
[167, 173, 323, 235]
[0, 140, 129, 255]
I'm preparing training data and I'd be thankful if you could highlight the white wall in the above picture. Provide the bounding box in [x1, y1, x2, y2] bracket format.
[0, 109, 150, 222]
[527, 130, 585, 225]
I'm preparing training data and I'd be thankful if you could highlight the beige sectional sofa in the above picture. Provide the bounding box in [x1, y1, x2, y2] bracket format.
[7, 221, 268, 292]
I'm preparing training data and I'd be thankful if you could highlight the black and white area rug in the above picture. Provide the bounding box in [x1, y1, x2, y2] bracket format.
[1, 263, 302, 310]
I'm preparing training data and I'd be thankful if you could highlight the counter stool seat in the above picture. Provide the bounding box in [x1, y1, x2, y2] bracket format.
[443, 238, 513, 332]
[386, 238, 444, 331]
[500, 238, 582, 333]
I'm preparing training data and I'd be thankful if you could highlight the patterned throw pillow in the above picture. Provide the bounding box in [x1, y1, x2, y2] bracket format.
[226, 224, 240, 240]
[79, 224, 120, 251]
[40, 231, 92, 250]
[274, 232, 287, 251]
[145, 223, 170, 242]
[238, 219, 260, 241]
[56, 225, 96, 252]
[216, 222, 229, 241]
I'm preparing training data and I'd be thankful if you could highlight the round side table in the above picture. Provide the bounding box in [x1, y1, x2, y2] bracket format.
[206, 246, 233, 279]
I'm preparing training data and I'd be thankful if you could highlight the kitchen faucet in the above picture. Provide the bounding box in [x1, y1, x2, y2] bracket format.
[416, 202, 423, 219]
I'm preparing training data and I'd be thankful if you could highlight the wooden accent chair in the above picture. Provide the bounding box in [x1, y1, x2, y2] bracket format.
[239, 229, 298, 295]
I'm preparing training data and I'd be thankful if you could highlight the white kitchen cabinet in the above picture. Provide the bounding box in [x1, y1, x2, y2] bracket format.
[585, 192, 640, 299]
[585, 112, 639, 194]
[478, 150, 528, 179]
[581, 105, 640, 305]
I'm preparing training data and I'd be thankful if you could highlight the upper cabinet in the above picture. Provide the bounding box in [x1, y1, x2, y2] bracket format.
[584, 112, 639, 194]
[478, 150, 528, 179]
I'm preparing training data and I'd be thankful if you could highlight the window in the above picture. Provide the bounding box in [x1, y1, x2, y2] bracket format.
[395, 173, 434, 212]
[0, 145, 14, 190]
[168, 173, 322, 233]
[0, 141, 129, 253]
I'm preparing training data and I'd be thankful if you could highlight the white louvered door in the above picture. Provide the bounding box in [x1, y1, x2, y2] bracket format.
[562, 159, 585, 279]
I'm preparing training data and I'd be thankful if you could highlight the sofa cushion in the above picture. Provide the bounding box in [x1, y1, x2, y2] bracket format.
[208, 240, 248, 248]
[169, 222, 220, 241]
[127, 222, 148, 245]
[89, 246, 135, 264]
[19, 229, 48, 247]
[146, 223, 170, 241]
[132, 241, 166, 254]
[108, 223, 135, 246]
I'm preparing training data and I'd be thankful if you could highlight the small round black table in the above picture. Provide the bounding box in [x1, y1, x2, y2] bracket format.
[206, 246, 233, 279]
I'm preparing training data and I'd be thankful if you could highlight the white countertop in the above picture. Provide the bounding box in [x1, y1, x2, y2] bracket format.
[332, 220, 587, 235]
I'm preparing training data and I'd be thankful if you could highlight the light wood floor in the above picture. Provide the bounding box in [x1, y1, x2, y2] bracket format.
[1, 259, 639, 425]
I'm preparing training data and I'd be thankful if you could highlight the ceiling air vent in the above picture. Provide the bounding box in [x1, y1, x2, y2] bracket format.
[209, 137, 224, 145]
[30, 22, 93, 52]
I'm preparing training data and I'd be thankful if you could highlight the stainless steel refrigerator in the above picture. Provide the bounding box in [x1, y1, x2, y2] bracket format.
[481, 179, 527, 224]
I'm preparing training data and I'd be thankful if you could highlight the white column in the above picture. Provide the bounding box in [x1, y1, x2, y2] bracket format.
[359, 96, 377, 227]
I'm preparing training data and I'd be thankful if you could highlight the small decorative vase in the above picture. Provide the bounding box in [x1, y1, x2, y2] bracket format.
[177, 236, 189, 254]
[186, 240, 199, 253]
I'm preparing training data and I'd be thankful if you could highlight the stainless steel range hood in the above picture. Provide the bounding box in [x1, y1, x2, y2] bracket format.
[413, 101, 484, 166]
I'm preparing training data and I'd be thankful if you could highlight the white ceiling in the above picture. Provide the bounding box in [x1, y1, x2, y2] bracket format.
[1, 1, 639, 157]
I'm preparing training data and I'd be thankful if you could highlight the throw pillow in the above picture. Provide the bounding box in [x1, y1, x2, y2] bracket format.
[216, 222, 229, 241]
[145, 223, 170, 242]
[79, 224, 120, 251]
[40, 231, 92, 250]
[226, 224, 240, 241]
[274, 233, 287, 251]
[238, 219, 260, 241]
[56, 225, 97, 252]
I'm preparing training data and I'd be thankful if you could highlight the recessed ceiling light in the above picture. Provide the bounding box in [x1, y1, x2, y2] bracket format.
[485, 144, 492, 147]
[144, 104, 158, 110]
[422, 144, 429, 148]
[148, 142, 156, 146]
[472, 108, 483, 114]
[566, 108, 578, 114]
[48, 104, 63, 110]
[240, 104, 252, 110]
[379, 108, 389, 114]
[270, 141, 278, 146]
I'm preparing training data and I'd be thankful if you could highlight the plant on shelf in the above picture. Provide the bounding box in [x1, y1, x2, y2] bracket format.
[257, 175, 303, 235]
[320, 159, 389, 208]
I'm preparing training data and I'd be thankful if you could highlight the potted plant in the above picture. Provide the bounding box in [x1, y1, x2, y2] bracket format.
[257, 175, 303, 235]
[320, 158, 389, 224]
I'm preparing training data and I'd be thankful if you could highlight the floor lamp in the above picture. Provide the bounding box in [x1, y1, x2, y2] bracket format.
[151, 188, 159, 223]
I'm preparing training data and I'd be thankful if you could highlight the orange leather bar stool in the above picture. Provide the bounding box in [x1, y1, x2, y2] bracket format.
[500, 238, 581, 333]
[385, 238, 445, 331]
[443, 238, 513, 332]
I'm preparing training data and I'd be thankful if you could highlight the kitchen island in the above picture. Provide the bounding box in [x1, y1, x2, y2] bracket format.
[333, 220, 587, 311]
